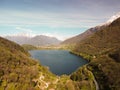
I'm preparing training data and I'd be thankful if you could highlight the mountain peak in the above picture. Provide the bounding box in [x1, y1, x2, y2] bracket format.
[107, 12, 120, 24]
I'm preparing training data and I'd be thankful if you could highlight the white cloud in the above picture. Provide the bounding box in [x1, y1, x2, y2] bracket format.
[15, 27, 34, 37]
[40, 33, 72, 41]
[14, 27, 69, 40]
[15, 27, 33, 33]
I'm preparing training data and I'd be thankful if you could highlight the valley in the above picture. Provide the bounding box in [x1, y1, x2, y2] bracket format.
[0, 8, 120, 90]
[28, 14, 120, 90]
[0, 37, 96, 90]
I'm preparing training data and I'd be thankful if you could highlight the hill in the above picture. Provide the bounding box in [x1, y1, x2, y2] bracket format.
[0, 37, 40, 90]
[72, 17, 120, 90]
[5, 35, 61, 46]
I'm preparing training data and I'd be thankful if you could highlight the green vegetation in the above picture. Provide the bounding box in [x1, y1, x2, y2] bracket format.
[0, 37, 40, 90]
[72, 18, 120, 90]
[22, 44, 76, 51]
[22, 44, 38, 51]
[70, 66, 96, 90]
[59, 44, 76, 51]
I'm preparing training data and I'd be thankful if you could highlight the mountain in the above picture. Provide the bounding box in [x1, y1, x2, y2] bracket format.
[30, 35, 61, 46]
[5, 36, 30, 45]
[5, 35, 61, 46]
[72, 17, 120, 90]
[106, 12, 120, 24]
[74, 17, 120, 59]
[61, 12, 120, 45]
[61, 25, 105, 44]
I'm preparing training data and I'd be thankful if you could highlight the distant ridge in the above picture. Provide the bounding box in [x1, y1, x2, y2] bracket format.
[5, 35, 61, 46]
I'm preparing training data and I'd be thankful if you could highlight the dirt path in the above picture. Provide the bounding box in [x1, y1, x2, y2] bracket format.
[86, 67, 99, 90]
[93, 75, 99, 90]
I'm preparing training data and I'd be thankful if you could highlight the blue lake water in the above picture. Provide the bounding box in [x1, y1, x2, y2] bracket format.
[29, 50, 88, 75]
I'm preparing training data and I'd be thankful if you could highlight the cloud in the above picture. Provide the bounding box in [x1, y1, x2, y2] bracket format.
[14, 27, 67, 40]
[15, 27, 33, 33]
[0, 10, 107, 28]
[40, 33, 72, 41]
[15, 27, 34, 37]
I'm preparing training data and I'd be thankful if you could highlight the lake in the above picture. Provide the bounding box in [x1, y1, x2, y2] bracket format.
[29, 50, 88, 75]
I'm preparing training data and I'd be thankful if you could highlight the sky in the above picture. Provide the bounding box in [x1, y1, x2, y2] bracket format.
[0, 0, 120, 40]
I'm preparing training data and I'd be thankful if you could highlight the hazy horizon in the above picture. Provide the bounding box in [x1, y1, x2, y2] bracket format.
[0, 0, 120, 40]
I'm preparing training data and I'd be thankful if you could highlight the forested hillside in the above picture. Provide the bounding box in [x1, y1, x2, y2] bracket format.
[0, 37, 40, 90]
[72, 18, 120, 90]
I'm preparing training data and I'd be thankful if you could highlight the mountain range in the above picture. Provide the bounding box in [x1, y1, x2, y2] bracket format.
[5, 35, 61, 46]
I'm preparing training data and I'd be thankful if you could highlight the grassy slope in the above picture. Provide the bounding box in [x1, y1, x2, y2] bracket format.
[72, 18, 120, 90]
